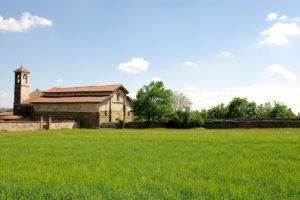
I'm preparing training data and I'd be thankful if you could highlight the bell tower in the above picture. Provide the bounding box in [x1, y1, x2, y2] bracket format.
[13, 66, 30, 114]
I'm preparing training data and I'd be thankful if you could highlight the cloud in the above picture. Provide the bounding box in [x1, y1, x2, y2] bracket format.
[56, 79, 64, 83]
[0, 93, 9, 97]
[266, 13, 279, 21]
[279, 15, 288, 21]
[267, 64, 296, 81]
[182, 85, 300, 113]
[128, 92, 136, 99]
[293, 17, 300, 22]
[259, 22, 300, 45]
[118, 57, 149, 74]
[0, 12, 53, 32]
[184, 61, 198, 67]
[151, 77, 161, 82]
[184, 86, 198, 92]
[266, 13, 290, 22]
[220, 51, 233, 57]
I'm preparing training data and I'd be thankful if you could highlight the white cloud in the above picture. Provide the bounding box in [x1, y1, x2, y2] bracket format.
[220, 51, 233, 57]
[0, 12, 53, 32]
[182, 85, 300, 114]
[56, 79, 64, 83]
[118, 57, 149, 74]
[151, 77, 161, 82]
[183, 86, 198, 92]
[293, 17, 300, 22]
[0, 93, 9, 97]
[259, 22, 300, 45]
[279, 15, 288, 21]
[267, 64, 296, 81]
[266, 13, 279, 21]
[128, 92, 136, 99]
[184, 61, 198, 67]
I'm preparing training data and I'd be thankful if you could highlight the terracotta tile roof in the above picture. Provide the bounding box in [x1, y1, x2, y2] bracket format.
[31, 96, 111, 103]
[23, 90, 44, 104]
[45, 84, 128, 93]
[0, 112, 13, 116]
[1, 115, 23, 120]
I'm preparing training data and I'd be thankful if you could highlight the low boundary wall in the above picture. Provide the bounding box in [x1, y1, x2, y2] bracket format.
[100, 122, 166, 129]
[0, 121, 41, 131]
[205, 119, 300, 129]
[0, 119, 79, 132]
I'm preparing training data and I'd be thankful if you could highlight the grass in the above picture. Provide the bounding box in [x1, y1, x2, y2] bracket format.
[0, 128, 299, 199]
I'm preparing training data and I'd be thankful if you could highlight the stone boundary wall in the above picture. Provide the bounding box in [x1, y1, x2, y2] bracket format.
[100, 122, 166, 129]
[0, 120, 79, 131]
[0, 121, 41, 131]
[205, 119, 300, 129]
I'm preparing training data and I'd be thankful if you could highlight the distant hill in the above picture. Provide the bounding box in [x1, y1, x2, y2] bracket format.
[0, 108, 13, 113]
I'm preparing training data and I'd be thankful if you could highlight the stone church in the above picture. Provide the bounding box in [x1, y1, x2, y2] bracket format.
[13, 66, 133, 128]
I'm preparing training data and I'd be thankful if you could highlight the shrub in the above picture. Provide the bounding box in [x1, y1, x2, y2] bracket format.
[166, 111, 204, 129]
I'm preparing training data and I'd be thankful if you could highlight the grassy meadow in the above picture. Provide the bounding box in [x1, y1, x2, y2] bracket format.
[0, 128, 299, 199]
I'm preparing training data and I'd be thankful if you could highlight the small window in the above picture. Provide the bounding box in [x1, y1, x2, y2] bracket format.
[17, 75, 21, 83]
[23, 74, 28, 83]
[105, 111, 107, 116]
[128, 111, 131, 116]
[117, 93, 120, 101]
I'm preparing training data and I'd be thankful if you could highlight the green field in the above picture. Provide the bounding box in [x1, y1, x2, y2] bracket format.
[0, 129, 299, 199]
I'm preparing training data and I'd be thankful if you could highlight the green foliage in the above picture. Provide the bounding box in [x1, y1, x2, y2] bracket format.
[203, 98, 296, 120]
[166, 110, 204, 128]
[132, 81, 173, 124]
[269, 102, 296, 118]
[256, 102, 273, 118]
[0, 129, 299, 199]
[206, 103, 228, 119]
[227, 97, 257, 119]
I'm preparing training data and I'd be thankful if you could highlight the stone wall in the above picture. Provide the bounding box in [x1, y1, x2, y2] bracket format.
[33, 103, 101, 113]
[100, 121, 166, 129]
[205, 119, 300, 129]
[50, 121, 79, 130]
[0, 120, 79, 131]
[33, 111, 99, 128]
[0, 121, 41, 131]
[99, 111, 109, 124]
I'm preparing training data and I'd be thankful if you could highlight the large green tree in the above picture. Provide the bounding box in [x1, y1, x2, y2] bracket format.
[206, 103, 228, 119]
[256, 102, 273, 118]
[269, 102, 295, 118]
[226, 97, 256, 119]
[132, 81, 173, 126]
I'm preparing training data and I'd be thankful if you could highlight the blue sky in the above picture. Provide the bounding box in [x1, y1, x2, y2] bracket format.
[1, 0, 300, 112]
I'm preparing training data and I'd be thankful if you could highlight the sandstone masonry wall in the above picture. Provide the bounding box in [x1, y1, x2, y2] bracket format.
[33, 111, 99, 128]
[0, 121, 40, 131]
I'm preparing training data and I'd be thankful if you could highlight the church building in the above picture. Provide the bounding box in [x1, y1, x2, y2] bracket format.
[13, 66, 133, 128]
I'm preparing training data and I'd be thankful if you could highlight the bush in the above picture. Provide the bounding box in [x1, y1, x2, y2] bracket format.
[166, 111, 204, 129]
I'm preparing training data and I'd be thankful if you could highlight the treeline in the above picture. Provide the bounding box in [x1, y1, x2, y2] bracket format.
[131, 81, 297, 129]
[202, 97, 296, 120]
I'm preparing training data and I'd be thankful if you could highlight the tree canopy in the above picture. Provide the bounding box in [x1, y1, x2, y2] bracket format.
[204, 98, 296, 120]
[172, 91, 192, 111]
[131, 81, 173, 125]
